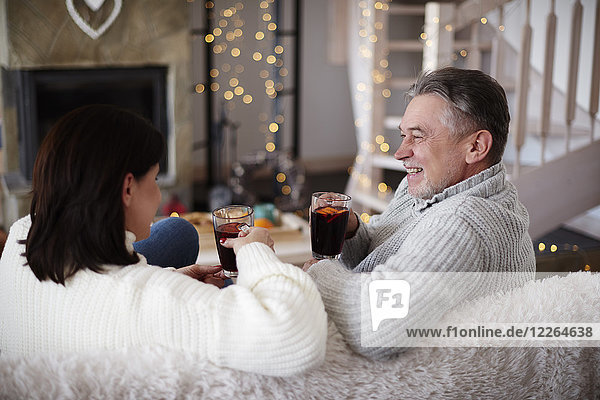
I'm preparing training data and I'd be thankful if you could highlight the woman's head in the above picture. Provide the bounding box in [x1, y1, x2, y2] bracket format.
[24, 104, 165, 284]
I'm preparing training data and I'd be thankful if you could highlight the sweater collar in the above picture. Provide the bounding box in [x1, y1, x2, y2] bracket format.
[125, 231, 137, 254]
[412, 162, 505, 212]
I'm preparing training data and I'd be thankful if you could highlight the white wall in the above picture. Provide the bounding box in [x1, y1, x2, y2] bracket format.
[300, 0, 357, 169]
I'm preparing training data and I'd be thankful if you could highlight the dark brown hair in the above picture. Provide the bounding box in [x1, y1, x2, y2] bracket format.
[21, 104, 165, 284]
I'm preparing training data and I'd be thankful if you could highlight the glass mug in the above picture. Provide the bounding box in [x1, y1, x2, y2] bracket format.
[310, 192, 351, 260]
[212, 205, 254, 278]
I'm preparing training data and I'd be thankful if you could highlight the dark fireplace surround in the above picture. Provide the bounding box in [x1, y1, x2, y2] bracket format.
[9, 66, 169, 180]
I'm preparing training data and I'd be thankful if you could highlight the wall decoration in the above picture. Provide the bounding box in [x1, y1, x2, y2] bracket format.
[66, 0, 122, 40]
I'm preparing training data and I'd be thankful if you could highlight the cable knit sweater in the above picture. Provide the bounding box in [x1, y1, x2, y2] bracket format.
[307, 163, 536, 359]
[0, 216, 327, 377]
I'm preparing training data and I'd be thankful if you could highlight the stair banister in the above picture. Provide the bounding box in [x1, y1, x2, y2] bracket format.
[565, 0, 583, 152]
[590, 0, 600, 143]
[513, 0, 532, 178]
[540, 0, 556, 165]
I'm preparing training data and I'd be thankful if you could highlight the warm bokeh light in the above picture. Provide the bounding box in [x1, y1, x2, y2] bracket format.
[210, 82, 220, 91]
[269, 122, 279, 132]
[274, 45, 284, 54]
[282, 185, 292, 195]
[538, 243, 546, 251]
[378, 183, 387, 193]
[266, 142, 276, 152]
[243, 94, 253, 104]
[231, 47, 240, 57]
[205, 34, 214, 43]
[266, 55, 276, 64]
[360, 213, 370, 223]
[224, 90, 234, 100]
[256, 31, 265, 40]
[234, 86, 244, 95]
[195, 83, 205, 93]
[229, 77, 239, 87]
[276, 173, 286, 183]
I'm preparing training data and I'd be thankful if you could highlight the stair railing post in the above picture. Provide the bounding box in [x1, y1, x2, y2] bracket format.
[565, 0, 583, 153]
[590, 0, 600, 143]
[540, 0, 557, 165]
[514, 0, 532, 178]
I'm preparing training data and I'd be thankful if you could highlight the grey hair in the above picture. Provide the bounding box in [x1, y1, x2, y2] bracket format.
[406, 67, 510, 165]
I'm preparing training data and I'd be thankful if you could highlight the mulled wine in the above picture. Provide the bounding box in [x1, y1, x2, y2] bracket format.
[212, 205, 254, 278]
[310, 203, 350, 259]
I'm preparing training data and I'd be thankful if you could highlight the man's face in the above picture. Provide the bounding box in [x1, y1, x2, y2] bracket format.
[395, 94, 472, 199]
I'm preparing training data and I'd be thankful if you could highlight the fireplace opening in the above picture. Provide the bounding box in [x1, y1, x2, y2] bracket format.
[14, 66, 169, 180]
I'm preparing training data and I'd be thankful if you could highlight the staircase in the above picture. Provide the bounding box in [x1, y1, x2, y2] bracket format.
[346, 0, 600, 240]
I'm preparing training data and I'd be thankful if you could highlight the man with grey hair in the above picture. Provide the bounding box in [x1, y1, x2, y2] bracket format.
[303, 67, 536, 360]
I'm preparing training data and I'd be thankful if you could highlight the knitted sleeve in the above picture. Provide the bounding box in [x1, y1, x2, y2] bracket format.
[308, 211, 495, 360]
[133, 242, 327, 377]
[340, 180, 413, 271]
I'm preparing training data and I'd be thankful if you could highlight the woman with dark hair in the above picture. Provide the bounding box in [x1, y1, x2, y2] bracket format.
[0, 105, 327, 377]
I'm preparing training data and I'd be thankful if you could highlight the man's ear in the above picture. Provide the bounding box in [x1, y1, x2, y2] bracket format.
[465, 130, 493, 165]
[122, 173, 135, 208]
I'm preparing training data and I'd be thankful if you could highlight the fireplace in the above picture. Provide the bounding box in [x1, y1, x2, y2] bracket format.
[11, 66, 169, 180]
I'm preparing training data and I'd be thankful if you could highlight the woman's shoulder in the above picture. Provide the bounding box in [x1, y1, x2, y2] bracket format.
[9, 215, 32, 236]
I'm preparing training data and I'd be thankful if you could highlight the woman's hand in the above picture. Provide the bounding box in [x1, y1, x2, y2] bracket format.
[177, 264, 227, 288]
[302, 258, 320, 272]
[221, 226, 275, 254]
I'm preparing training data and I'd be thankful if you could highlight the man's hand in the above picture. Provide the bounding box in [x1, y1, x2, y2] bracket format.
[345, 208, 360, 239]
[177, 264, 227, 288]
[302, 258, 319, 272]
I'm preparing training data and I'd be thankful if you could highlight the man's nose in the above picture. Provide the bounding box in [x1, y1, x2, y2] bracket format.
[394, 139, 412, 160]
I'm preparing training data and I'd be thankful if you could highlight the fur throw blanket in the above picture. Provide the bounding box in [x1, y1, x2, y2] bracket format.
[2, 272, 599, 399]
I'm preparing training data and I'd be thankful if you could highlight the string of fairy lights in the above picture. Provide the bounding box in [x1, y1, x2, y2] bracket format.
[195, 0, 294, 197]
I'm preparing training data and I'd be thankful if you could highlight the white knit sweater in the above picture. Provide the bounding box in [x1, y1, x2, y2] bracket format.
[0, 216, 327, 377]
[308, 163, 536, 359]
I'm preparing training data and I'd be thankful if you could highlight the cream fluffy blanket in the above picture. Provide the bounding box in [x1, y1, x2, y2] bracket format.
[1, 272, 599, 399]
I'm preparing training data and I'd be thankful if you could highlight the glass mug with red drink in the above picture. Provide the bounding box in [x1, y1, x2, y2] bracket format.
[212, 205, 254, 278]
[310, 192, 351, 260]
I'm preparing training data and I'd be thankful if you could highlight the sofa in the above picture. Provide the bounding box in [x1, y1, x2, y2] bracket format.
[1, 271, 599, 399]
